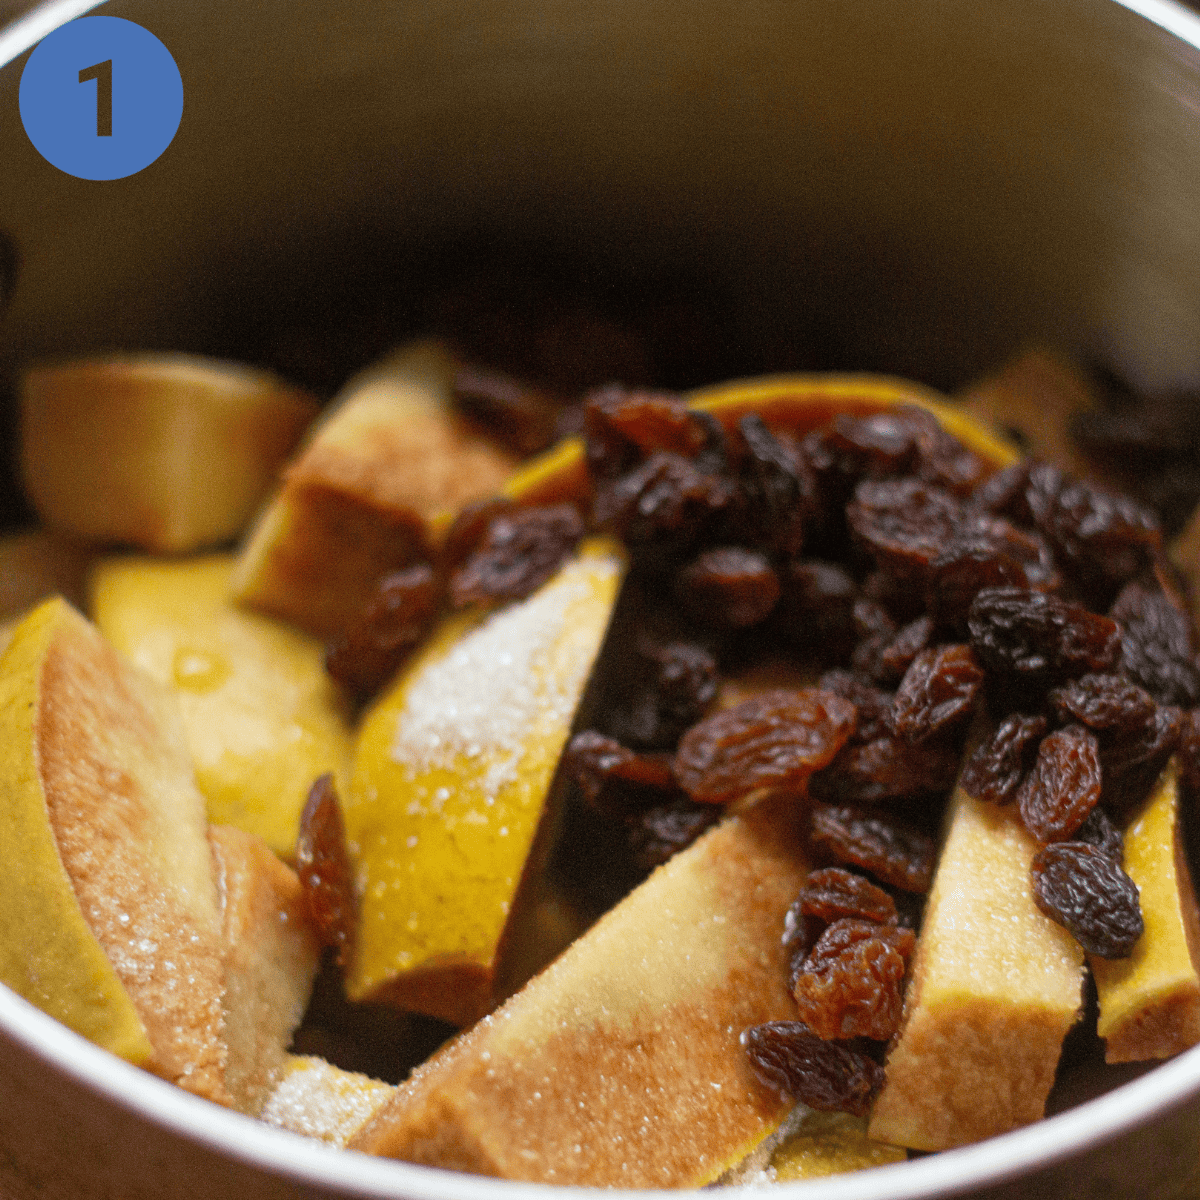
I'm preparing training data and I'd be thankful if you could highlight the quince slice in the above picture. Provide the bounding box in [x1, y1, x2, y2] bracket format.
[232, 340, 518, 638]
[0, 598, 230, 1100]
[211, 825, 319, 1114]
[90, 553, 352, 856]
[769, 1111, 907, 1180]
[348, 790, 809, 1187]
[1091, 760, 1200, 1061]
[20, 354, 317, 552]
[261, 1055, 395, 1147]
[868, 767, 1086, 1151]
[343, 538, 624, 1025]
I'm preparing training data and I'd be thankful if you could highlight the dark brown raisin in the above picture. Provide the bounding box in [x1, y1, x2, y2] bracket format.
[777, 561, 859, 660]
[604, 639, 719, 751]
[971, 459, 1035, 521]
[593, 451, 734, 562]
[846, 478, 963, 580]
[582, 386, 704, 479]
[793, 918, 912, 1040]
[968, 587, 1121, 682]
[735, 413, 816, 556]
[1099, 703, 1183, 816]
[1017, 725, 1102, 843]
[817, 670, 894, 744]
[897, 404, 988, 496]
[450, 502, 584, 607]
[879, 615, 935, 681]
[1074, 806, 1124, 862]
[1047, 673, 1158, 735]
[827, 411, 918, 476]
[959, 713, 1048, 805]
[440, 497, 517, 574]
[452, 364, 561, 456]
[1030, 842, 1143, 958]
[624, 796, 721, 871]
[742, 1020, 885, 1116]
[324, 563, 441, 698]
[798, 866, 898, 925]
[890, 644, 984, 745]
[673, 688, 856, 803]
[1110, 582, 1200, 707]
[810, 803, 936, 892]
[562, 731, 677, 816]
[675, 546, 781, 627]
[295, 774, 358, 969]
[1179, 709, 1200, 798]
[809, 734, 962, 805]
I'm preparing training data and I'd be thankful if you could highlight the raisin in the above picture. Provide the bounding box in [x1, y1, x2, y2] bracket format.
[804, 916, 917, 968]
[778, 561, 859, 660]
[604, 639, 719, 751]
[583, 386, 704, 479]
[1074, 806, 1124, 862]
[624, 796, 721, 871]
[1047, 674, 1158, 735]
[879, 615, 935, 681]
[968, 587, 1120, 682]
[1017, 725, 1102, 843]
[675, 546, 781, 627]
[673, 688, 856, 803]
[890, 644, 984, 745]
[735, 413, 816, 556]
[440, 497, 517, 573]
[826, 411, 918, 476]
[324, 563, 441, 698]
[1030, 842, 1143, 958]
[593, 451, 734, 562]
[971, 459, 1035, 522]
[809, 734, 962, 805]
[1179, 709, 1200, 798]
[853, 597, 898, 643]
[817, 670, 894, 744]
[782, 900, 823, 989]
[295, 774, 358, 969]
[1110, 582, 1200, 707]
[850, 598, 900, 684]
[452, 364, 561, 456]
[741, 1021, 884, 1116]
[846, 478, 963, 580]
[793, 919, 911, 1040]
[450, 503, 584, 607]
[798, 866, 898, 925]
[958, 713, 1048, 805]
[1099, 703, 1182, 816]
[810, 803, 936, 892]
[898, 404, 988, 496]
[562, 731, 676, 816]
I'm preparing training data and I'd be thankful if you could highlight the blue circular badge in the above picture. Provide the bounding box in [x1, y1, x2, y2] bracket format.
[19, 16, 183, 181]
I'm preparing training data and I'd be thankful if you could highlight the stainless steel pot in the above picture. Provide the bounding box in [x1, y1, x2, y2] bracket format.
[2, 1, 1200, 1196]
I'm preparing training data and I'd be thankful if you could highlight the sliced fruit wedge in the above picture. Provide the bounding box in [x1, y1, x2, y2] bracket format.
[347, 790, 809, 1187]
[769, 1111, 907, 1180]
[232, 340, 518, 638]
[20, 354, 317, 553]
[1091, 760, 1200, 1062]
[868, 759, 1086, 1151]
[0, 598, 230, 1100]
[90, 553, 352, 857]
[343, 537, 625, 1025]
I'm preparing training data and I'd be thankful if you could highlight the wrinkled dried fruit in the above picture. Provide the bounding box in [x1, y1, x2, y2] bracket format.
[793, 919, 911, 1040]
[673, 688, 855, 803]
[959, 713, 1048, 805]
[1098, 703, 1182, 816]
[450, 502, 584, 607]
[846, 478, 963, 579]
[1110, 582, 1200, 707]
[1179, 708, 1200, 798]
[782, 899, 823, 989]
[879, 615, 935, 681]
[809, 734, 962, 805]
[736, 413, 815, 556]
[741, 1020, 885, 1116]
[968, 586, 1120, 681]
[452, 364, 561, 456]
[810, 803, 936, 892]
[1073, 806, 1124, 862]
[562, 731, 676, 816]
[798, 866, 898, 925]
[295, 773, 358, 969]
[890, 644, 984, 745]
[583, 385, 703, 479]
[624, 796, 721, 871]
[440, 497, 517, 573]
[1017, 724, 1102, 843]
[778, 561, 859, 660]
[325, 562, 441, 698]
[1047, 673, 1158, 735]
[817, 670, 895, 744]
[675, 546, 781, 627]
[604, 638, 719, 751]
[1030, 841, 1144, 958]
[897, 404, 988, 496]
